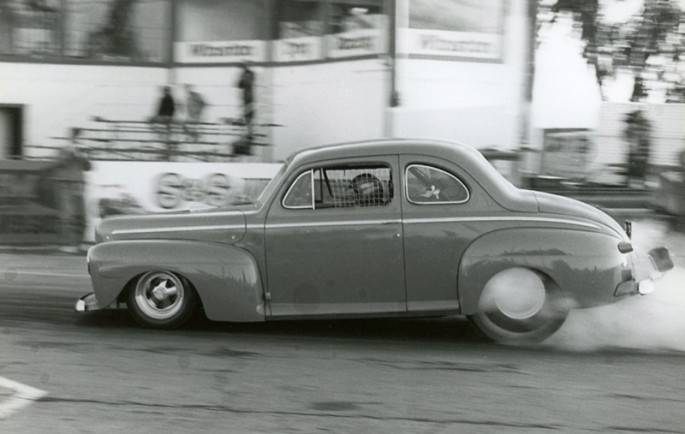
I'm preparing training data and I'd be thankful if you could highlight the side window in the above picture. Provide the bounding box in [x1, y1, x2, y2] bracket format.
[283, 170, 313, 209]
[405, 164, 469, 204]
[314, 165, 393, 208]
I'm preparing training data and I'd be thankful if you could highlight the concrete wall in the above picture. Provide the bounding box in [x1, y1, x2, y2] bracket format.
[270, 59, 388, 159]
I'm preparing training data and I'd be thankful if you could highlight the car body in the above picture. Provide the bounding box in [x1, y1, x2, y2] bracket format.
[76, 139, 672, 343]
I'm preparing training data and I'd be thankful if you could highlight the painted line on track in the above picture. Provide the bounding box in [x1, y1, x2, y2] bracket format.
[0, 377, 48, 420]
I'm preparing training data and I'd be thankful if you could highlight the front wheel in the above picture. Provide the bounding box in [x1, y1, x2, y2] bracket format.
[127, 271, 198, 328]
[468, 268, 570, 345]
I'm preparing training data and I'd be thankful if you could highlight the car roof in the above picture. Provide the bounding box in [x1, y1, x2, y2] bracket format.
[288, 138, 484, 167]
[284, 138, 532, 213]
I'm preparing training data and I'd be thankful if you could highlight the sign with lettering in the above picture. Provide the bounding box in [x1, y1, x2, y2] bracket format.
[86, 162, 282, 240]
[399, 29, 501, 60]
[541, 129, 593, 180]
[274, 37, 322, 62]
[174, 40, 267, 63]
[327, 29, 386, 58]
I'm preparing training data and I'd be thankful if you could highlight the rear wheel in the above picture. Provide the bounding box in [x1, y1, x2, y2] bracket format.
[127, 271, 197, 328]
[468, 267, 569, 345]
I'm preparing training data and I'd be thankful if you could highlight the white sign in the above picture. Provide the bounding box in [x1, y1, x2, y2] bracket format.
[84, 162, 282, 240]
[327, 29, 386, 58]
[399, 29, 501, 60]
[274, 37, 322, 62]
[174, 40, 267, 63]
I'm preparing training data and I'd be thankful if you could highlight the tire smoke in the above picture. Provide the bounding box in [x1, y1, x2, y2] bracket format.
[543, 219, 685, 353]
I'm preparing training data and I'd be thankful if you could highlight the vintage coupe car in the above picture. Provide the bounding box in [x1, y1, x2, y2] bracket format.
[76, 139, 672, 344]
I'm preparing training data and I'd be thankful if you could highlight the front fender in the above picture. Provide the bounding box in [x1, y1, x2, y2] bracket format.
[458, 228, 627, 315]
[88, 240, 265, 322]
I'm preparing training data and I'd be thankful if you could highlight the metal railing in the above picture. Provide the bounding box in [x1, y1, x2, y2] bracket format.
[32, 116, 281, 162]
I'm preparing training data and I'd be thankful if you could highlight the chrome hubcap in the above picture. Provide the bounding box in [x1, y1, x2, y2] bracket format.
[134, 272, 185, 320]
[480, 268, 546, 320]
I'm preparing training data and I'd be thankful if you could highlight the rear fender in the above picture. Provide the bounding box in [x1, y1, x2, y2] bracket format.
[88, 240, 265, 322]
[458, 228, 626, 315]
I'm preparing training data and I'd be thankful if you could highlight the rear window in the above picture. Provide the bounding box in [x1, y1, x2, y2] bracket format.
[405, 164, 469, 204]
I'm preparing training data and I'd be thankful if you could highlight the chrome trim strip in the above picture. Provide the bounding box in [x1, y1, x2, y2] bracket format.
[282, 170, 314, 210]
[112, 216, 599, 235]
[405, 164, 470, 205]
[402, 216, 600, 229]
[111, 224, 245, 235]
[266, 219, 402, 229]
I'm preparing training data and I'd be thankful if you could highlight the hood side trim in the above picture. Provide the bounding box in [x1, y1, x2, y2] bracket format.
[111, 224, 245, 235]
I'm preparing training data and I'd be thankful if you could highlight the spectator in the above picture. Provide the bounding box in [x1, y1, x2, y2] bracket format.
[183, 84, 206, 142]
[236, 62, 255, 141]
[152, 85, 176, 159]
[52, 127, 91, 253]
[155, 85, 175, 121]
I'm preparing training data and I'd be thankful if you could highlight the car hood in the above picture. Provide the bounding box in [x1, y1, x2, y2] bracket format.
[95, 208, 248, 244]
[534, 191, 627, 240]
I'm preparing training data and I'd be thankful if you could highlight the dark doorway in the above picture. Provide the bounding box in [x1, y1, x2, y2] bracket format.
[0, 105, 24, 159]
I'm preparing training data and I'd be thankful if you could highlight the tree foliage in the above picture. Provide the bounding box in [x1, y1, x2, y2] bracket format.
[540, 0, 685, 101]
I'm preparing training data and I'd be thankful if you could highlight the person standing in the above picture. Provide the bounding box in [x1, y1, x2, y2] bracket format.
[152, 85, 176, 159]
[53, 127, 91, 253]
[236, 62, 255, 141]
[183, 84, 206, 142]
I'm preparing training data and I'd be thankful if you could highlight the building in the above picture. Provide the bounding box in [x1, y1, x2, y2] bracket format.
[0, 0, 530, 161]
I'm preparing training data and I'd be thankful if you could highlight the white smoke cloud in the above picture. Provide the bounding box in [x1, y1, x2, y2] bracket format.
[543, 219, 685, 352]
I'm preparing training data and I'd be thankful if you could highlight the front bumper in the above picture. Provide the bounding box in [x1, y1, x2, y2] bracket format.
[75, 293, 101, 312]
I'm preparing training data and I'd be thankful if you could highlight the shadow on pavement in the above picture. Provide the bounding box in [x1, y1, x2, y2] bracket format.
[74, 310, 487, 345]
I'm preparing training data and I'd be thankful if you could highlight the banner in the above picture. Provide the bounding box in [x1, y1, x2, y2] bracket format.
[84, 161, 282, 241]
[541, 130, 593, 180]
[327, 29, 386, 58]
[273, 37, 322, 62]
[174, 40, 267, 63]
[399, 29, 501, 60]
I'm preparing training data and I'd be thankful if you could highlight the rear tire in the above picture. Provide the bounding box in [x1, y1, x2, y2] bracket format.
[127, 271, 198, 329]
[468, 268, 569, 345]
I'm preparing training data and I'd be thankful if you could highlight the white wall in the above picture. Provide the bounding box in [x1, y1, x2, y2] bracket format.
[390, 0, 528, 150]
[0, 62, 168, 158]
[270, 59, 388, 160]
[169, 59, 389, 161]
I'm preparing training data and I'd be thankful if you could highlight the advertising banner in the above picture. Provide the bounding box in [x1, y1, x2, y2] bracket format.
[273, 36, 323, 62]
[399, 29, 501, 60]
[84, 161, 282, 241]
[327, 29, 386, 58]
[406, 0, 504, 61]
[541, 129, 593, 180]
[174, 40, 267, 63]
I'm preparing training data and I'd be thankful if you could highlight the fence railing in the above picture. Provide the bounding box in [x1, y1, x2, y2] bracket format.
[33, 116, 281, 162]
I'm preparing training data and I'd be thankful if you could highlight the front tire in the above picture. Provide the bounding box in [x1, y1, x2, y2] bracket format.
[468, 268, 569, 345]
[127, 271, 197, 328]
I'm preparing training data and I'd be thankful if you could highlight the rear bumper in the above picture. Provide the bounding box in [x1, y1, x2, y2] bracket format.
[615, 247, 674, 297]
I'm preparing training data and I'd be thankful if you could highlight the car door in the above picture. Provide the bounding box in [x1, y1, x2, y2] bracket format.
[400, 154, 478, 313]
[265, 156, 405, 317]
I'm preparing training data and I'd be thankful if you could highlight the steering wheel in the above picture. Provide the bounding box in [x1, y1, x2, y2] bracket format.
[350, 173, 384, 205]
